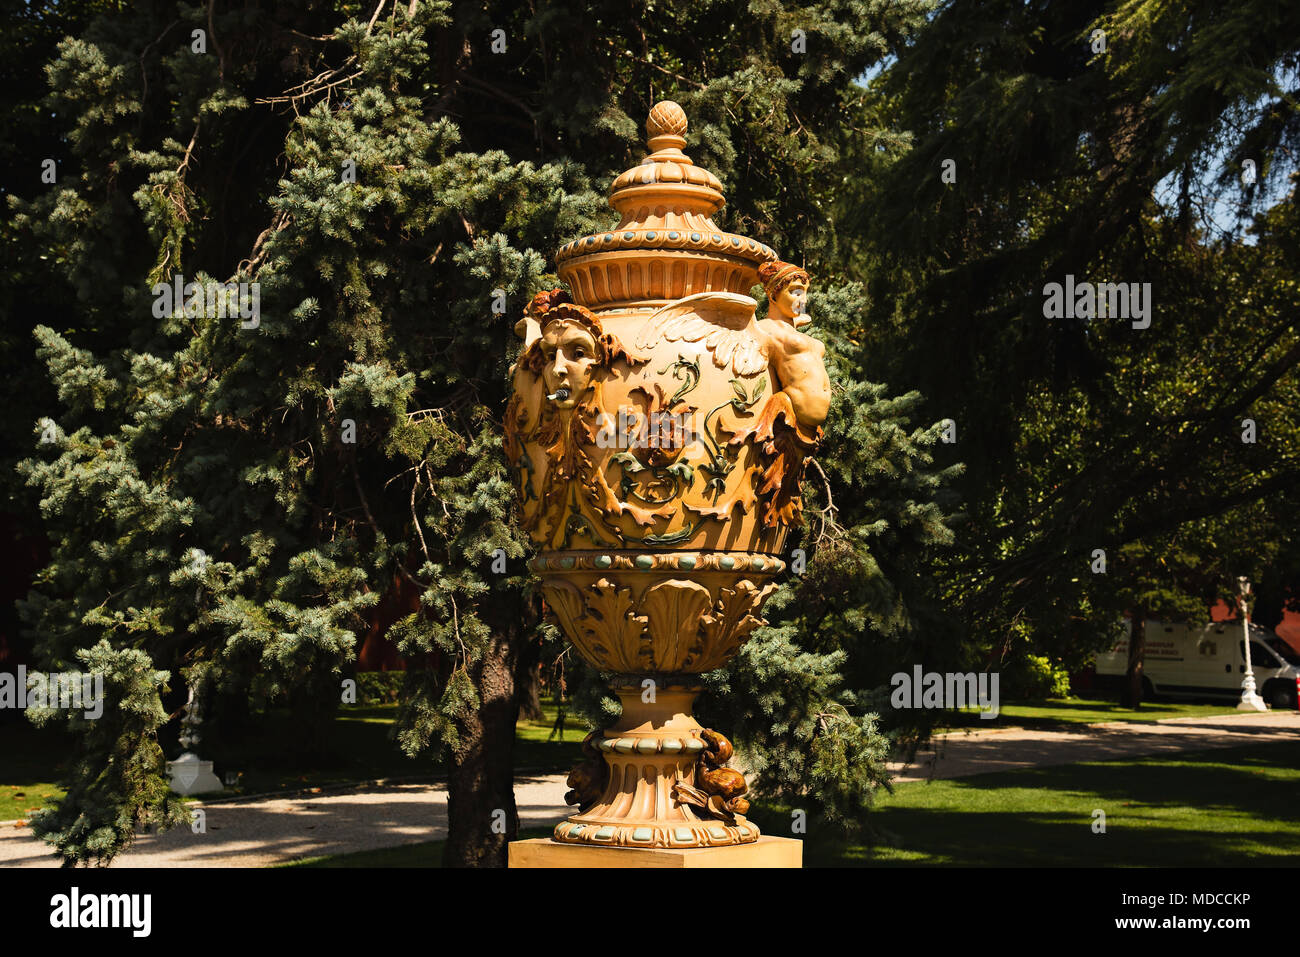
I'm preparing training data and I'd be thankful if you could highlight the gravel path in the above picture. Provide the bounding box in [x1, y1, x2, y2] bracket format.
[3, 710, 1295, 866]
[0, 773, 571, 868]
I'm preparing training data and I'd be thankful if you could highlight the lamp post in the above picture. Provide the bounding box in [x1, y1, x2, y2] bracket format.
[1236, 577, 1268, 712]
[166, 685, 225, 795]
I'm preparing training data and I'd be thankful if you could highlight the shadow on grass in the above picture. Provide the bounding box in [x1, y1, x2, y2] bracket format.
[0, 720, 74, 783]
[788, 742, 1300, 867]
[2, 700, 586, 810]
[952, 741, 1300, 810]
[0, 720, 73, 819]
[203, 703, 584, 794]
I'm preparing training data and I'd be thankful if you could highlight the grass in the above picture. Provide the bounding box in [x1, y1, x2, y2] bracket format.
[515, 699, 593, 764]
[204, 698, 591, 795]
[0, 720, 71, 820]
[766, 740, 1300, 867]
[941, 695, 1242, 730]
[0, 696, 592, 813]
[11, 698, 1293, 866]
[0, 692, 1247, 811]
[287, 741, 1300, 867]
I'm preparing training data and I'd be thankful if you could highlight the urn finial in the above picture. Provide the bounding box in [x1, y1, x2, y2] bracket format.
[554, 101, 777, 312]
[646, 100, 688, 152]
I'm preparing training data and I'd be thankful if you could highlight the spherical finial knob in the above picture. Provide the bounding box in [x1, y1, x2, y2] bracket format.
[646, 101, 688, 152]
[647, 101, 688, 139]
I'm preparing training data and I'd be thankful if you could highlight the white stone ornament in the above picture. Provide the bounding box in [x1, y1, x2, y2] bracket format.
[167, 686, 225, 795]
[166, 751, 223, 796]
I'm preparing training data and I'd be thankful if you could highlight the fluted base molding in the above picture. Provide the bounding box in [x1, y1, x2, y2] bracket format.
[551, 687, 759, 849]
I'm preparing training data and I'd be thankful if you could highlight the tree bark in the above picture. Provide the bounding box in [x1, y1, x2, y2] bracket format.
[1120, 612, 1146, 709]
[443, 626, 521, 868]
[518, 635, 544, 722]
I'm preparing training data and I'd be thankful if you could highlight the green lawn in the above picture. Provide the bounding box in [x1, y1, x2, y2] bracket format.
[1, 693, 1249, 816]
[9, 693, 1290, 871]
[773, 741, 1300, 867]
[0, 697, 591, 815]
[0, 721, 71, 820]
[942, 695, 1242, 730]
[286, 741, 1300, 867]
[202, 698, 591, 795]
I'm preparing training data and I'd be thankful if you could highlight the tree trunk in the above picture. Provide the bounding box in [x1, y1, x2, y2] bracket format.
[443, 626, 521, 868]
[518, 636, 544, 722]
[1120, 612, 1146, 709]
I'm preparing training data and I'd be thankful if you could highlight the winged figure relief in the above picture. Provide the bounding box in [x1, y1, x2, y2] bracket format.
[635, 292, 768, 377]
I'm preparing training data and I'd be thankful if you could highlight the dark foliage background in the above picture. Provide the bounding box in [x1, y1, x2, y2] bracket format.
[1, 0, 1296, 865]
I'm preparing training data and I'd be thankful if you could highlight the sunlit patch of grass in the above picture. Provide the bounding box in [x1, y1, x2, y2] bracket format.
[782, 742, 1300, 867]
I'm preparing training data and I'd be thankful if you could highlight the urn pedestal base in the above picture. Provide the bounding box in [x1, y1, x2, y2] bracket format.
[509, 835, 801, 869]
[552, 687, 759, 849]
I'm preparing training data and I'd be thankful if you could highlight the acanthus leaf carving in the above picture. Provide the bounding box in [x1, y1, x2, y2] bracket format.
[582, 578, 648, 672]
[697, 579, 778, 671]
[541, 580, 586, 645]
[639, 579, 712, 672]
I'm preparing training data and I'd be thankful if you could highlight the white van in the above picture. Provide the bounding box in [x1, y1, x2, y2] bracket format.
[1095, 619, 1300, 709]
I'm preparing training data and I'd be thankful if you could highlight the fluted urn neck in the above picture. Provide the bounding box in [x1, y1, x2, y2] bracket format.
[556, 101, 777, 314]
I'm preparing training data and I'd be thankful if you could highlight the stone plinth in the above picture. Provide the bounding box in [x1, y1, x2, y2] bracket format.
[508, 835, 802, 869]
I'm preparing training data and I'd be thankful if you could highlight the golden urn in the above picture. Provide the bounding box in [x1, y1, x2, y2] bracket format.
[505, 101, 830, 850]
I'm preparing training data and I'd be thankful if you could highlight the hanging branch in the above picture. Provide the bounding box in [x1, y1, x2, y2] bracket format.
[410, 468, 432, 565]
[807, 456, 844, 546]
[239, 209, 291, 277]
[350, 456, 428, 592]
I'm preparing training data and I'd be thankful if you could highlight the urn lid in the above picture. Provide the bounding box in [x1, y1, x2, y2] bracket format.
[556, 102, 777, 313]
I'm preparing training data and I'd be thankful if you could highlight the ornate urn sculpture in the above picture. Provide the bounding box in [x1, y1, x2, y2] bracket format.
[506, 102, 830, 852]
